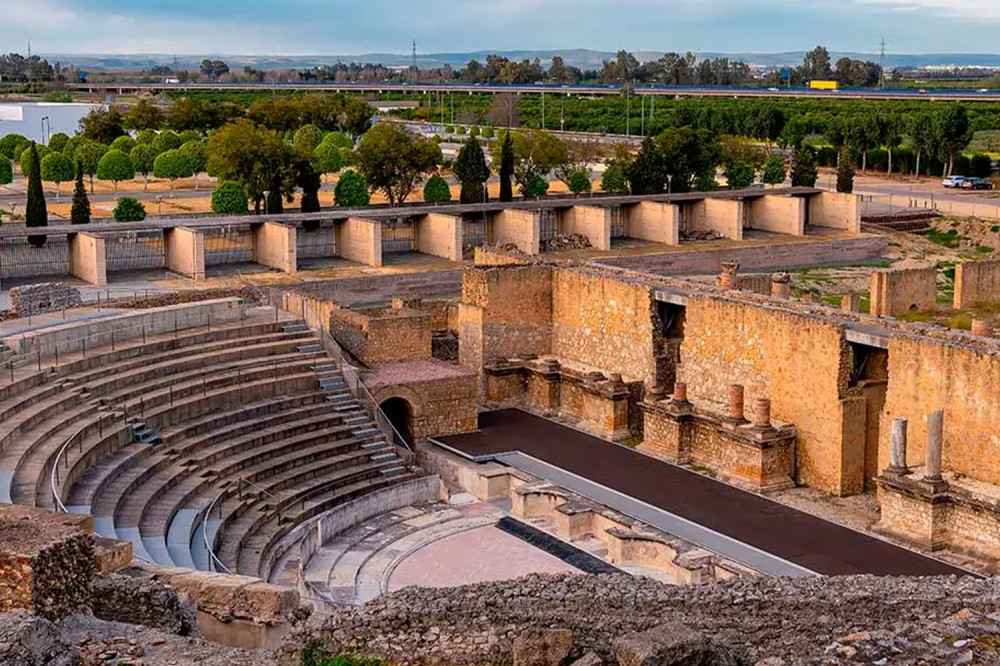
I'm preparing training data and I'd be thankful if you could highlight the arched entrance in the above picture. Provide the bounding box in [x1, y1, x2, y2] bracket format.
[379, 397, 415, 447]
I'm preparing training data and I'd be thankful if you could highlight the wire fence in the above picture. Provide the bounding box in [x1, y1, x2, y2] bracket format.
[0, 237, 70, 279]
[859, 194, 1000, 222]
[204, 225, 254, 266]
[104, 230, 165, 273]
[381, 219, 415, 254]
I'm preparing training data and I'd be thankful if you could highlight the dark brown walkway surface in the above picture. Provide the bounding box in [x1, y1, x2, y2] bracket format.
[437, 409, 968, 577]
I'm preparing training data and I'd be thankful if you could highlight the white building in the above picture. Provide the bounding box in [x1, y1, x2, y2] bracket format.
[0, 102, 102, 144]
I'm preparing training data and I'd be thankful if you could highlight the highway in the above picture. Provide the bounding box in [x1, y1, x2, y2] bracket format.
[67, 81, 1000, 103]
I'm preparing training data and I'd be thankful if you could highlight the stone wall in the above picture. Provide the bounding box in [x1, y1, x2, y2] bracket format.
[684, 198, 744, 240]
[880, 334, 1000, 483]
[291, 271, 464, 306]
[808, 191, 862, 232]
[870, 267, 938, 317]
[490, 209, 541, 255]
[954, 259, 1000, 309]
[676, 295, 854, 494]
[745, 194, 806, 236]
[251, 221, 297, 274]
[10, 283, 83, 317]
[641, 397, 795, 492]
[329, 306, 432, 365]
[624, 201, 680, 246]
[366, 361, 478, 442]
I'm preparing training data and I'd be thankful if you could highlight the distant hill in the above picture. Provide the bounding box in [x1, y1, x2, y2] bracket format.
[41, 49, 1000, 71]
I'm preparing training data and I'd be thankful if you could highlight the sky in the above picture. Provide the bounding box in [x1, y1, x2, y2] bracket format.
[3, 0, 1000, 56]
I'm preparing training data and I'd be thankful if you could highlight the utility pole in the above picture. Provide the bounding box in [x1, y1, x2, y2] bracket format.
[541, 92, 545, 130]
[411, 39, 417, 83]
[879, 37, 887, 90]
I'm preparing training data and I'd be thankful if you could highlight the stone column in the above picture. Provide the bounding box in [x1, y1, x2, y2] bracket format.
[889, 418, 909, 473]
[925, 410, 944, 482]
[718, 261, 740, 290]
[972, 318, 993, 337]
[771, 273, 791, 299]
[728, 384, 745, 422]
[672, 382, 688, 403]
[752, 397, 772, 429]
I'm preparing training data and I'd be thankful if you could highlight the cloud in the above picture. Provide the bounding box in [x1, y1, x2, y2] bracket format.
[854, 0, 1000, 20]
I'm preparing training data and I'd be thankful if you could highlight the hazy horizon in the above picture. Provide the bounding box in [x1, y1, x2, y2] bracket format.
[3, 0, 999, 56]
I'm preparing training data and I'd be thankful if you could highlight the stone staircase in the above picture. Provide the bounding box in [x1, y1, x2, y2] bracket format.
[0, 313, 421, 574]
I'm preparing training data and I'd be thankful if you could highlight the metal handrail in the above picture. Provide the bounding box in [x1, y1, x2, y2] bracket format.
[203, 489, 233, 574]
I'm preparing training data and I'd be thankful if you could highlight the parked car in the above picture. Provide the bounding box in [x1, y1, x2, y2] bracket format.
[961, 177, 995, 190]
[942, 176, 969, 188]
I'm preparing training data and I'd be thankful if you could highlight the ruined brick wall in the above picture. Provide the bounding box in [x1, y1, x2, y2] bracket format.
[954, 260, 1000, 310]
[677, 296, 853, 495]
[881, 334, 1000, 483]
[550, 268, 660, 385]
[870, 268, 938, 317]
[370, 366, 478, 442]
[329, 308, 432, 365]
[473, 247, 534, 266]
[458, 265, 554, 379]
[10, 283, 83, 317]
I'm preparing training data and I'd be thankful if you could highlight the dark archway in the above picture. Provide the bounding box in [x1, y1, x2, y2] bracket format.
[380, 397, 415, 447]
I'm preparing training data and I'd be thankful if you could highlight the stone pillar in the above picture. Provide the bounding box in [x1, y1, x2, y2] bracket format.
[841, 294, 862, 312]
[889, 418, 909, 473]
[925, 410, 944, 482]
[770, 273, 791, 299]
[718, 261, 740, 290]
[672, 382, 688, 404]
[728, 384, 745, 422]
[752, 397, 772, 429]
[972, 317, 993, 337]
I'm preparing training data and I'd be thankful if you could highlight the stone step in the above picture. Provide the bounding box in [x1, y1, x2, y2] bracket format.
[379, 466, 407, 478]
[318, 377, 346, 390]
[282, 324, 309, 333]
[297, 344, 323, 353]
[369, 452, 398, 464]
[326, 394, 353, 404]
[352, 428, 380, 438]
[310, 364, 337, 373]
[343, 416, 368, 426]
[361, 441, 388, 451]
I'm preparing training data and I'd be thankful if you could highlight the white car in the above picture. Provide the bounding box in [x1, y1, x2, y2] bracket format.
[942, 176, 969, 188]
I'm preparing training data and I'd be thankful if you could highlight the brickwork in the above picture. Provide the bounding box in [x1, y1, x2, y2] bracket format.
[366, 361, 478, 442]
[954, 260, 1000, 310]
[641, 397, 795, 492]
[676, 296, 855, 494]
[870, 267, 938, 317]
[329, 306, 432, 365]
[10, 283, 83, 317]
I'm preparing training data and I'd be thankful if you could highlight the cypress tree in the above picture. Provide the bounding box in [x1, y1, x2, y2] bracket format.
[790, 145, 819, 188]
[25, 142, 47, 247]
[836, 146, 856, 194]
[498, 131, 514, 202]
[70, 160, 91, 225]
[453, 136, 490, 204]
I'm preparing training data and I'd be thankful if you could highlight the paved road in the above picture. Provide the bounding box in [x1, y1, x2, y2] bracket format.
[436, 409, 969, 577]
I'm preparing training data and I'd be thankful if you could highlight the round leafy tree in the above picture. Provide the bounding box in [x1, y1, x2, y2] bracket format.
[211, 181, 248, 214]
[423, 174, 452, 203]
[19, 144, 49, 175]
[113, 196, 146, 222]
[334, 170, 370, 207]
[154, 149, 195, 191]
[110, 135, 136, 154]
[523, 173, 549, 198]
[0, 134, 29, 160]
[47, 133, 71, 153]
[568, 170, 592, 195]
[152, 131, 183, 154]
[40, 152, 75, 198]
[725, 160, 756, 190]
[96, 149, 136, 195]
[601, 163, 629, 194]
[0, 158, 12, 186]
[130, 143, 159, 190]
[313, 140, 344, 178]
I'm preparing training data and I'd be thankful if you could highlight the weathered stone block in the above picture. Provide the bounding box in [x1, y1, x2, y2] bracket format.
[513, 628, 574, 666]
[613, 623, 738, 666]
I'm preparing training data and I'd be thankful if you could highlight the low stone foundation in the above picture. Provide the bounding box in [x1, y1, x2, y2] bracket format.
[876, 467, 1000, 558]
[511, 482, 754, 584]
[484, 356, 640, 441]
[10, 283, 83, 317]
[640, 388, 795, 492]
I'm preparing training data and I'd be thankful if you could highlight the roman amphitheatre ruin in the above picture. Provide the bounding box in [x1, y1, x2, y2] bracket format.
[7, 186, 1000, 664]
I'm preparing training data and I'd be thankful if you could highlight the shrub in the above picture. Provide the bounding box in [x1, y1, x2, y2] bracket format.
[0, 158, 11, 186]
[456, 125, 467, 135]
[568, 170, 592, 195]
[481, 126, 495, 139]
[211, 181, 248, 214]
[601, 163, 629, 194]
[422, 174, 452, 203]
[523, 173, 549, 198]
[334, 170, 370, 207]
[113, 196, 146, 222]
[470, 125, 480, 137]
[444, 125, 455, 134]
